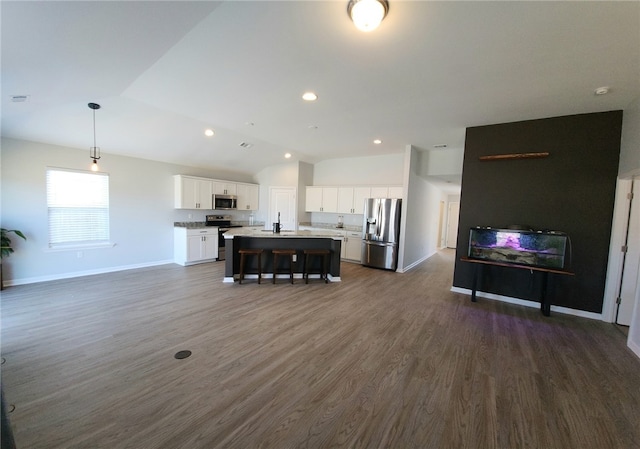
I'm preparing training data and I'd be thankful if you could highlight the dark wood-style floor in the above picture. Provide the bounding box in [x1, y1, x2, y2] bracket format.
[2, 250, 640, 449]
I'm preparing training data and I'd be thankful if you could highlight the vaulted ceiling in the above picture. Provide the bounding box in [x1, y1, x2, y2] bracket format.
[2, 1, 638, 180]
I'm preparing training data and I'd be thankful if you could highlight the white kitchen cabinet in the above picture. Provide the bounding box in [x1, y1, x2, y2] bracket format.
[305, 187, 338, 212]
[338, 186, 372, 214]
[305, 187, 323, 212]
[337, 187, 355, 214]
[343, 231, 362, 262]
[213, 181, 237, 195]
[236, 183, 260, 210]
[174, 227, 218, 266]
[174, 175, 213, 209]
[369, 186, 403, 199]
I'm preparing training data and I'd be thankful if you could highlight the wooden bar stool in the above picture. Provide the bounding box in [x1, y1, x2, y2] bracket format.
[272, 249, 296, 284]
[238, 249, 263, 284]
[303, 249, 330, 284]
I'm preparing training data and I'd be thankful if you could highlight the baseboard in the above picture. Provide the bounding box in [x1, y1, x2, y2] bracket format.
[628, 338, 640, 359]
[398, 251, 437, 273]
[450, 286, 604, 321]
[6, 259, 175, 287]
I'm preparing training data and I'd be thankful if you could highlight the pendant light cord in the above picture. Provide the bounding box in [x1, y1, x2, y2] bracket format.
[93, 108, 97, 150]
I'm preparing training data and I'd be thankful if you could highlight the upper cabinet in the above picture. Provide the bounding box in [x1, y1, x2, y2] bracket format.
[337, 187, 354, 214]
[213, 181, 237, 195]
[174, 175, 213, 209]
[370, 186, 403, 199]
[338, 187, 371, 214]
[236, 183, 260, 211]
[307, 185, 402, 214]
[305, 186, 338, 213]
[175, 175, 259, 210]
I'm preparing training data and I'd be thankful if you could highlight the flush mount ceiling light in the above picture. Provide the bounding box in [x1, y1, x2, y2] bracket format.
[348, 0, 389, 32]
[88, 102, 101, 172]
[284, 153, 292, 159]
[302, 92, 318, 101]
[373, 139, 382, 144]
[204, 129, 214, 137]
[594, 86, 610, 95]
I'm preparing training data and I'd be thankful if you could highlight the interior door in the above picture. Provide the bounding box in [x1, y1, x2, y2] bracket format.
[269, 187, 297, 231]
[617, 179, 640, 326]
[446, 201, 460, 248]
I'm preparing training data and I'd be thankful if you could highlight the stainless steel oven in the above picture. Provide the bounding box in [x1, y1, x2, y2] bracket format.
[206, 215, 241, 260]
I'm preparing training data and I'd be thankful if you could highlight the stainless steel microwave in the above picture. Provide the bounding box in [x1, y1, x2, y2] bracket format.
[213, 194, 237, 210]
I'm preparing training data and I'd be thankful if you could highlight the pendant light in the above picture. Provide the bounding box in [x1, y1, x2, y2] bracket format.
[347, 0, 389, 32]
[88, 102, 101, 171]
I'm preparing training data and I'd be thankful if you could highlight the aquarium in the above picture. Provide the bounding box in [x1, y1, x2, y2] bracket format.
[468, 227, 568, 269]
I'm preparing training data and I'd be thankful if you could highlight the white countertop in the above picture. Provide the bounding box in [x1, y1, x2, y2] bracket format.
[223, 227, 344, 239]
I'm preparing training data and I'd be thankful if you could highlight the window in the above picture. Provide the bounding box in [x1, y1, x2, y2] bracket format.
[46, 168, 110, 248]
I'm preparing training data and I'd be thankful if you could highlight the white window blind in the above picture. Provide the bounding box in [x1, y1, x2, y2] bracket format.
[46, 168, 110, 247]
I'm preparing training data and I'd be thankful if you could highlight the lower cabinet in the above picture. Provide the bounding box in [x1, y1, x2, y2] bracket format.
[174, 227, 218, 266]
[343, 231, 362, 262]
[298, 226, 362, 263]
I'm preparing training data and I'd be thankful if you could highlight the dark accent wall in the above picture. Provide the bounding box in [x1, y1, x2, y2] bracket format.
[453, 111, 623, 313]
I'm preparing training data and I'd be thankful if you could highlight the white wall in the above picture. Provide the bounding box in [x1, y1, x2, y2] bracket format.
[619, 96, 640, 178]
[297, 162, 314, 225]
[424, 147, 465, 177]
[254, 161, 300, 226]
[0, 137, 255, 285]
[398, 146, 449, 271]
[312, 153, 405, 185]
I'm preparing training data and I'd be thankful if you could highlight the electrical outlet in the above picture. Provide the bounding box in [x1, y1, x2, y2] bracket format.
[188, 213, 193, 219]
[292, 254, 297, 262]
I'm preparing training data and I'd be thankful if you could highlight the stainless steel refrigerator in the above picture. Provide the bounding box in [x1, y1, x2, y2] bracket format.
[361, 198, 402, 270]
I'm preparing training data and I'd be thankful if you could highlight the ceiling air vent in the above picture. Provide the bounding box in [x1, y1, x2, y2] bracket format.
[239, 142, 253, 149]
[10, 95, 30, 103]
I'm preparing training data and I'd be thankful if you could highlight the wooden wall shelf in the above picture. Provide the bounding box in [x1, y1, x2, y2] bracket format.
[479, 152, 549, 161]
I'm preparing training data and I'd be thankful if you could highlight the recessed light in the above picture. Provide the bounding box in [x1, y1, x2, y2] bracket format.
[204, 129, 214, 137]
[302, 92, 318, 101]
[373, 139, 382, 145]
[594, 86, 610, 95]
[284, 153, 292, 159]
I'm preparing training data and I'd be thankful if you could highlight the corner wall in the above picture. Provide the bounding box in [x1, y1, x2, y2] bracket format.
[398, 146, 450, 271]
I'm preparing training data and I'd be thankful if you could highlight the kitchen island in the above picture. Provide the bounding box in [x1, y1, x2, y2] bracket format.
[222, 228, 343, 283]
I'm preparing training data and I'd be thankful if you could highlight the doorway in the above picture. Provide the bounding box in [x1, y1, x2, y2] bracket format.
[616, 178, 640, 326]
[437, 201, 446, 248]
[446, 201, 460, 248]
[269, 187, 297, 231]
